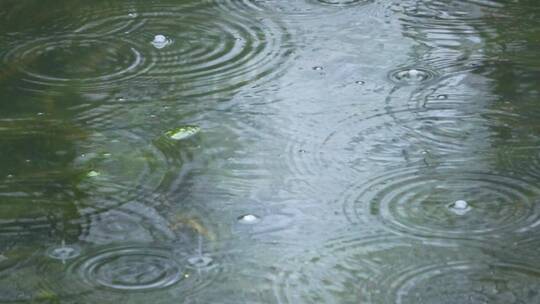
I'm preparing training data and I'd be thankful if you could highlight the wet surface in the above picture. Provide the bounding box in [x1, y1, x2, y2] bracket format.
[1, 0, 540, 303]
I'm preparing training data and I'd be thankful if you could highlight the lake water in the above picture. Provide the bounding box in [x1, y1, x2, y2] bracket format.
[1, 0, 540, 303]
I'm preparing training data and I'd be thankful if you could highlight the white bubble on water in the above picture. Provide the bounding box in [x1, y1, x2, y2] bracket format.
[152, 34, 172, 49]
[448, 200, 471, 215]
[237, 214, 261, 224]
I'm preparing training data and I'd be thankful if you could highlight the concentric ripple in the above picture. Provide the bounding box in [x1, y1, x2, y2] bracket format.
[57, 243, 227, 302]
[272, 232, 537, 303]
[388, 67, 439, 85]
[214, 0, 373, 18]
[272, 233, 464, 304]
[285, 104, 483, 179]
[1, 35, 152, 93]
[382, 261, 540, 304]
[397, 0, 504, 49]
[1, 2, 291, 98]
[341, 167, 540, 238]
[71, 246, 182, 291]
[121, 5, 292, 99]
[272, 237, 384, 303]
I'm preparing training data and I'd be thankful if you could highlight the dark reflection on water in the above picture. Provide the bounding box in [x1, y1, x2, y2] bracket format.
[1, 0, 540, 303]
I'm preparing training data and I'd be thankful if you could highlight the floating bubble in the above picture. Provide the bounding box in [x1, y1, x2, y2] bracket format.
[151, 34, 171, 49]
[237, 214, 261, 224]
[448, 200, 471, 216]
[436, 94, 448, 100]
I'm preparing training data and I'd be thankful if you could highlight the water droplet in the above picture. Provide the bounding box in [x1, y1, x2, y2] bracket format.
[187, 255, 214, 269]
[87, 170, 100, 177]
[152, 34, 171, 49]
[47, 243, 81, 262]
[237, 214, 261, 224]
[165, 125, 201, 141]
[389, 67, 437, 85]
[355, 80, 365, 85]
[312, 66, 324, 71]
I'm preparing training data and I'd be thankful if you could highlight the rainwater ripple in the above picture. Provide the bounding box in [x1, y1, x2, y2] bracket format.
[1, 35, 153, 93]
[271, 234, 456, 303]
[214, 0, 374, 18]
[383, 261, 540, 304]
[284, 104, 482, 178]
[124, 6, 292, 99]
[341, 167, 540, 238]
[72, 246, 182, 291]
[31, 243, 227, 302]
[272, 233, 539, 303]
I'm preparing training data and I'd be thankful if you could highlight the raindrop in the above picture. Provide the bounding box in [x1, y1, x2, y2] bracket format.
[389, 67, 438, 85]
[187, 255, 214, 269]
[47, 242, 81, 263]
[237, 214, 261, 224]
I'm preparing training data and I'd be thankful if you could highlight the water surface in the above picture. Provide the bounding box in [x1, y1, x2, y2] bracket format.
[1, 0, 540, 303]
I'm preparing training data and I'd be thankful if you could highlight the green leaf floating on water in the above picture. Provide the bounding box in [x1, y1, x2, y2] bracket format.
[165, 125, 201, 141]
[86, 170, 100, 177]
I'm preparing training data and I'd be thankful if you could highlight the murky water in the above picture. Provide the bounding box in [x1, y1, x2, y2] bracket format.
[1, 0, 540, 303]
